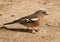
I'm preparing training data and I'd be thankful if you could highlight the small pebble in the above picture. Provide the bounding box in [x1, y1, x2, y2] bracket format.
[42, 36, 45, 38]
[0, 14, 2, 16]
[11, 15, 14, 17]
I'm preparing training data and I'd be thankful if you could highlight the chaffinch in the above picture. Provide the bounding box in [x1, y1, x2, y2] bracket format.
[3, 9, 48, 33]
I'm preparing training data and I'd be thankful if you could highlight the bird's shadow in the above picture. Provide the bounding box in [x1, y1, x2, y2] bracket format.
[0, 26, 33, 33]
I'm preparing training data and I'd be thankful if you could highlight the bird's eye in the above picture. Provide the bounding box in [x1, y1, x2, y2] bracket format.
[43, 11, 46, 13]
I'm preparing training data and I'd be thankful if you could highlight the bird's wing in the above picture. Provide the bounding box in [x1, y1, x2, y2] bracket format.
[18, 14, 39, 24]
[3, 13, 39, 25]
[19, 17, 39, 24]
[30, 18, 38, 22]
[3, 17, 39, 25]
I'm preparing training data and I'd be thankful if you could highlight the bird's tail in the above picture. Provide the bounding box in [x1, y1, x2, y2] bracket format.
[3, 20, 19, 25]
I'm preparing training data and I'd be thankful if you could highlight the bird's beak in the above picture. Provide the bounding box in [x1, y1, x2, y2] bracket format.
[45, 13, 48, 15]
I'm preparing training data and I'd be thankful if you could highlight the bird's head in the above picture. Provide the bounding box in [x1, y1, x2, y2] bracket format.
[35, 8, 48, 17]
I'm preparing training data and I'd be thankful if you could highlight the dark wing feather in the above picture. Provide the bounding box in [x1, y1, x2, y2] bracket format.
[3, 12, 39, 25]
[19, 17, 38, 23]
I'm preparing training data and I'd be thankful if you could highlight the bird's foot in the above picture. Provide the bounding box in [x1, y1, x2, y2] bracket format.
[32, 29, 39, 34]
[34, 29, 38, 32]
[32, 30, 36, 34]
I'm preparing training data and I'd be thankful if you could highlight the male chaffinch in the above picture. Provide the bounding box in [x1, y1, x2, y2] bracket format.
[3, 9, 48, 33]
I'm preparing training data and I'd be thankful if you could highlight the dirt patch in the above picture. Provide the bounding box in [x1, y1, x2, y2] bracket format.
[0, 0, 60, 42]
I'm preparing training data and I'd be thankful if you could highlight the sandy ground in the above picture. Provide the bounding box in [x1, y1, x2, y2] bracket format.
[0, 0, 60, 42]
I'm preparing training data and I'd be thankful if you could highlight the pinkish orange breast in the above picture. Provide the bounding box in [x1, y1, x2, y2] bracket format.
[23, 17, 44, 27]
[23, 13, 45, 27]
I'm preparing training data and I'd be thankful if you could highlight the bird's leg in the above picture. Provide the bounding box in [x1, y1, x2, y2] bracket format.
[32, 27, 38, 32]
[27, 27, 29, 31]
[27, 27, 29, 29]
[26, 27, 33, 33]
[31, 27, 38, 34]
